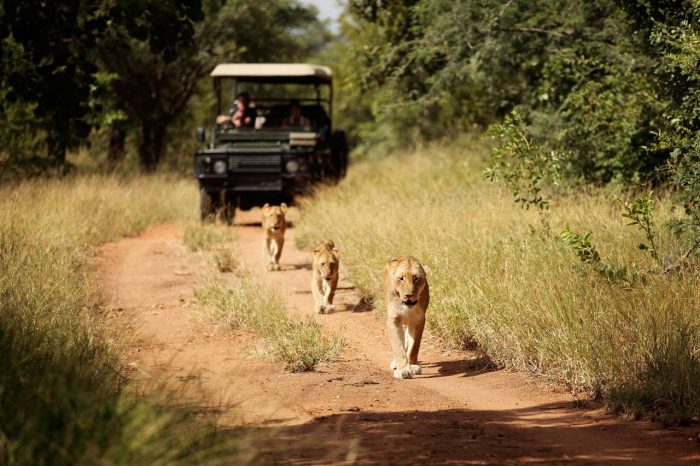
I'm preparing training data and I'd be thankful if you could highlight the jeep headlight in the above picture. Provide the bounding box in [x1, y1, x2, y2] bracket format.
[285, 160, 300, 173]
[213, 159, 227, 174]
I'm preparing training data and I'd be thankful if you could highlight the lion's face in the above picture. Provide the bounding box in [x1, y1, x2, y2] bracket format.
[262, 203, 287, 232]
[314, 241, 338, 280]
[388, 256, 427, 307]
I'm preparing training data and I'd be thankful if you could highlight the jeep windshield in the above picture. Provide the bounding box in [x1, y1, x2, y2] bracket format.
[211, 63, 332, 133]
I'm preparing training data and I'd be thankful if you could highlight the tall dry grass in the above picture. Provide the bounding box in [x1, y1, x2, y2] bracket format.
[0, 175, 251, 464]
[296, 139, 700, 422]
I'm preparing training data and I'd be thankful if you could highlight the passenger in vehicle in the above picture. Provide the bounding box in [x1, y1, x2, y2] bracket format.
[282, 100, 311, 128]
[216, 92, 256, 128]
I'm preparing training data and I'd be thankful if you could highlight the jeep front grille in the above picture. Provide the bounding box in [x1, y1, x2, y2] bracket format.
[228, 154, 281, 173]
[228, 154, 282, 192]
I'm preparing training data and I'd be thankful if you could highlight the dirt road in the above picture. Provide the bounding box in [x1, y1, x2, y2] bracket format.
[97, 208, 700, 465]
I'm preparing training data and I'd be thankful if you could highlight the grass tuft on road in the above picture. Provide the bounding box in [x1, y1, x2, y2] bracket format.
[296, 139, 700, 423]
[184, 223, 235, 251]
[196, 274, 344, 372]
[0, 175, 252, 464]
[213, 247, 238, 273]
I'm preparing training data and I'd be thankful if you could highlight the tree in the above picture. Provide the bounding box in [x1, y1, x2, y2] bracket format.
[622, 1, 700, 252]
[344, 0, 666, 183]
[0, 0, 204, 167]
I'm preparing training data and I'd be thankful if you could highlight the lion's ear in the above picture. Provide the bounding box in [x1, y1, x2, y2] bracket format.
[280, 202, 288, 214]
[325, 239, 335, 249]
[262, 203, 270, 214]
[387, 256, 399, 263]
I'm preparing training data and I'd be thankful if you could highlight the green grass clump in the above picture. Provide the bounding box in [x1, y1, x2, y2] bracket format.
[296, 138, 700, 423]
[183, 223, 235, 251]
[269, 317, 345, 372]
[0, 175, 251, 464]
[195, 274, 344, 372]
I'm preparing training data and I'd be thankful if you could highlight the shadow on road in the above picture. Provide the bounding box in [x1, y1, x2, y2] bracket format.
[228, 404, 698, 465]
[338, 297, 373, 313]
[233, 220, 295, 228]
[285, 262, 312, 271]
[420, 354, 497, 379]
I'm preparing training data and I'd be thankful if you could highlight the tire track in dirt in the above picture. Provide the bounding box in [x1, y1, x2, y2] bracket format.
[96, 214, 700, 465]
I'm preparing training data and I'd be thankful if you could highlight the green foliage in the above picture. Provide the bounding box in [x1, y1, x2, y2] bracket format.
[619, 191, 660, 264]
[560, 227, 601, 265]
[1, 0, 329, 173]
[484, 110, 561, 212]
[341, 0, 672, 184]
[560, 226, 631, 284]
[0, 38, 46, 177]
[624, 6, 700, 257]
[560, 191, 671, 284]
[309, 14, 380, 151]
[0, 0, 205, 165]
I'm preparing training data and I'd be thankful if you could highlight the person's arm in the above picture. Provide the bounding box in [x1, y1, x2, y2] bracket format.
[243, 109, 256, 127]
[231, 110, 244, 128]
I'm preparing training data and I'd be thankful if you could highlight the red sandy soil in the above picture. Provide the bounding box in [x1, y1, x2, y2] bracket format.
[96, 208, 700, 465]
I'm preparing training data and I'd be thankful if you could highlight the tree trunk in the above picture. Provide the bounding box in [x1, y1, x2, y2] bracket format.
[47, 137, 66, 168]
[138, 121, 166, 172]
[108, 124, 126, 162]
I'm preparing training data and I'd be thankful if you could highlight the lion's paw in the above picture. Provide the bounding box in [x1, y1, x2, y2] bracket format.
[273, 263, 281, 271]
[390, 358, 396, 370]
[409, 364, 421, 375]
[314, 304, 324, 314]
[266, 263, 274, 271]
[393, 366, 413, 380]
[325, 304, 335, 313]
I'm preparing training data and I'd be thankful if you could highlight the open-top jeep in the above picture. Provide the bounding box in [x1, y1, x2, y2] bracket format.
[194, 63, 347, 223]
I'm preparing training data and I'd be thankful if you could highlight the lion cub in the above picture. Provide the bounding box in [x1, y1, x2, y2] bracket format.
[385, 256, 429, 379]
[311, 240, 339, 314]
[261, 203, 287, 271]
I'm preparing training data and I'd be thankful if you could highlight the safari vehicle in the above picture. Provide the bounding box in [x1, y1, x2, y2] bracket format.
[194, 63, 348, 222]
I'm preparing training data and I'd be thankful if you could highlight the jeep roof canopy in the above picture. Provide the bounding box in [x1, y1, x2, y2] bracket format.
[210, 63, 332, 84]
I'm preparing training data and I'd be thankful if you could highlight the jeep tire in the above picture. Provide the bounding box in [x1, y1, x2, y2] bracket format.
[220, 200, 235, 226]
[331, 130, 348, 180]
[200, 189, 215, 222]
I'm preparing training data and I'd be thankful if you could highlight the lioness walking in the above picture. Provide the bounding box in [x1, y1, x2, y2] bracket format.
[311, 240, 339, 314]
[261, 203, 287, 271]
[385, 256, 429, 379]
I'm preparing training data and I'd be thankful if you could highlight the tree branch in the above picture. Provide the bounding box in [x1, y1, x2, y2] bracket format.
[495, 26, 573, 37]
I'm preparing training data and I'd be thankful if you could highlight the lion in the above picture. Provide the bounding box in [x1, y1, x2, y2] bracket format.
[385, 256, 429, 379]
[311, 240, 339, 314]
[261, 203, 287, 271]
